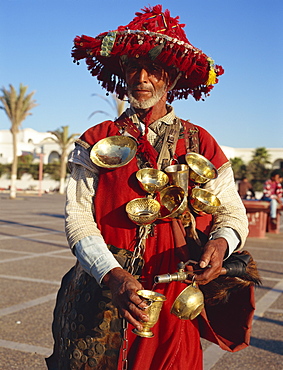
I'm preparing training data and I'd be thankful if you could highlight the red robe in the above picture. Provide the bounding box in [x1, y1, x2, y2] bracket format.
[80, 120, 255, 370]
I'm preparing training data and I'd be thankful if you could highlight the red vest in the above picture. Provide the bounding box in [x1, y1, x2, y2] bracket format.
[80, 120, 255, 370]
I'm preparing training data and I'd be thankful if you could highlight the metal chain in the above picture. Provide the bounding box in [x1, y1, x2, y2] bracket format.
[121, 318, 129, 370]
[121, 223, 152, 368]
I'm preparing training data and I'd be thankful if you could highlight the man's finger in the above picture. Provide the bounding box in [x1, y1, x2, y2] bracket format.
[199, 250, 213, 268]
[199, 259, 208, 268]
[122, 309, 144, 331]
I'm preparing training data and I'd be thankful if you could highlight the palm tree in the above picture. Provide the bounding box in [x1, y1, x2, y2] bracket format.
[48, 126, 79, 194]
[89, 93, 126, 120]
[247, 147, 271, 191]
[251, 147, 271, 164]
[0, 84, 37, 199]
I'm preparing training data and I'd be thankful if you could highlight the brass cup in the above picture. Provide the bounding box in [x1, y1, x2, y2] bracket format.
[136, 168, 169, 194]
[159, 185, 188, 219]
[185, 152, 218, 184]
[132, 290, 167, 338]
[90, 135, 137, 168]
[189, 188, 221, 214]
[170, 281, 204, 320]
[126, 198, 161, 225]
[164, 164, 189, 195]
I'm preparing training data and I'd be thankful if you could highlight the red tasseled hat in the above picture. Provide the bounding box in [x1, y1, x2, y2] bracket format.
[72, 5, 224, 102]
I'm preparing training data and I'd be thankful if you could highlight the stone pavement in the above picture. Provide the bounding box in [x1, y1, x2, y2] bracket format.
[0, 193, 282, 370]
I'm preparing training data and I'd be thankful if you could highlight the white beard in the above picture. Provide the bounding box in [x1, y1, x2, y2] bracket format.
[127, 84, 167, 109]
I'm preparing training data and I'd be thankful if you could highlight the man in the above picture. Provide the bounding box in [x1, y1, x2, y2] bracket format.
[262, 169, 283, 224]
[47, 6, 253, 370]
[238, 176, 255, 199]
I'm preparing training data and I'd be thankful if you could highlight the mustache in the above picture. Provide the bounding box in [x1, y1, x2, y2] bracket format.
[128, 83, 154, 92]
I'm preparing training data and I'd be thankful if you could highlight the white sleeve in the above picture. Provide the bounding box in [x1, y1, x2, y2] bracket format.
[74, 236, 122, 284]
[204, 162, 249, 250]
[209, 228, 241, 257]
[65, 162, 121, 283]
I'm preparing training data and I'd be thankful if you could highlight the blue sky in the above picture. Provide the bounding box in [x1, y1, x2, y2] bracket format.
[1, 0, 282, 148]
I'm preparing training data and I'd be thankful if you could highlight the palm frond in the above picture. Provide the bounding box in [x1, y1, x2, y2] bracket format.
[88, 110, 112, 120]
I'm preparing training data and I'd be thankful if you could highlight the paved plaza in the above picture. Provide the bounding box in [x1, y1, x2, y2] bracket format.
[0, 193, 282, 369]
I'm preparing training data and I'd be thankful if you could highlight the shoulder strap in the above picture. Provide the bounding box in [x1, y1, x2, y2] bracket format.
[180, 119, 200, 154]
[157, 118, 181, 170]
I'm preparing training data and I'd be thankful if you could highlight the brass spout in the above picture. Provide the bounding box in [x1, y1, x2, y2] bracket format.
[154, 270, 189, 284]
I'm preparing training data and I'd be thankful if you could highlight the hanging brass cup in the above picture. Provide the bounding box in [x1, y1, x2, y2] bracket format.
[126, 198, 161, 225]
[136, 168, 169, 195]
[159, 185, 188, 219]
[185, 152, 218, 184]
[164, 164, 189, 195]
[90, 136, 137, 168]
[132, 290, 167, 338]
[189, 188, 221, 214]
[170, 280, 204, 320]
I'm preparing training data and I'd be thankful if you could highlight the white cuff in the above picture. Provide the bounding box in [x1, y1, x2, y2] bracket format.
[209, 227, 240, 258]
[74, 235, 122, 284]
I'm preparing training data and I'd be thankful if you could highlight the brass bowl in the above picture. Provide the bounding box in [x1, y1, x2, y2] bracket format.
[190, 188, 221, 214]
[126, 198, 161, 225]
[170, 282, 204, 320]
[136, 168, 169, 194]
[90, 135, 137, 168]
[159, 185, 187, 219]
[185, 152, 218, 184]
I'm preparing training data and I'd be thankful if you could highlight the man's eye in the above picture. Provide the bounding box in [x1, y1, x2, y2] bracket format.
[126, 63, 138, 71]
[150, 65, 162, 74]
[152, 65, 161, 71]
[127, 67, 138, 74]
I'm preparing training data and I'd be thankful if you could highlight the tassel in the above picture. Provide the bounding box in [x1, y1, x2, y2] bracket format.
[180, 210, 201, 246]
[136, 109, 158, 168]
[137, 136, 158, 168]
[148, 43, 165, 60]
[206, 68, 217, 85]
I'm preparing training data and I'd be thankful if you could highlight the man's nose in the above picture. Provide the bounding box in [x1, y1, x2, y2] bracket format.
[137, 68, 150, 83]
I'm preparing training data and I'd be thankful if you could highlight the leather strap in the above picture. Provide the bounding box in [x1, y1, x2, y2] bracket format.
[156, 118, 181, 170]
[181, 119, 199, 154]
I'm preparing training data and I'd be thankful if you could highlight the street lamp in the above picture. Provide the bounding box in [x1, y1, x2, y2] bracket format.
[35, 146, 44, 196]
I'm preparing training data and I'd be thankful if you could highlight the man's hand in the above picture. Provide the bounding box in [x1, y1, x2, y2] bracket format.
[102, 267, 149, 331]
[192, 238, 228, 285]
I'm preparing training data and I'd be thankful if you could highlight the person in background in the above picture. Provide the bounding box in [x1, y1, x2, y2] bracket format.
[262, 169, 283, 225]
[238, 176, 255, 199]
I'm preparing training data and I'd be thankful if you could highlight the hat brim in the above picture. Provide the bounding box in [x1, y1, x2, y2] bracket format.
[72, 30, 223, 101]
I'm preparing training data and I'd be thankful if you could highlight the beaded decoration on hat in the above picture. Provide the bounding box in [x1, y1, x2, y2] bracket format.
[72, 5, 224, 102]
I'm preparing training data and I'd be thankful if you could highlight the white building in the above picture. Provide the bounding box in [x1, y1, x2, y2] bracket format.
[0, 128, 75, 165]
[0, 128, 77, 192]
[220, 146, 283, 169]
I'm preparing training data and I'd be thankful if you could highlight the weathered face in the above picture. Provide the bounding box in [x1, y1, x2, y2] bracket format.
[124, 58, 170, 109]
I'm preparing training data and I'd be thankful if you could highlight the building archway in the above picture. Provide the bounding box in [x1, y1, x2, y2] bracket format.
[273, 158, 283, 170]
[48, 151, 60, 164]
